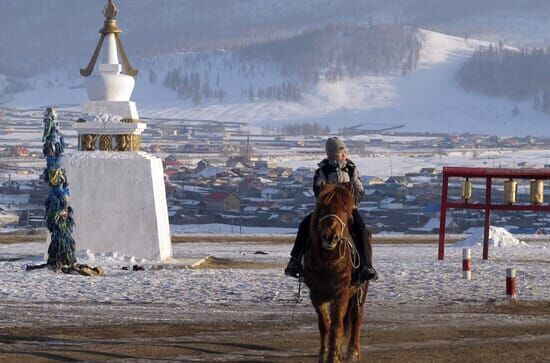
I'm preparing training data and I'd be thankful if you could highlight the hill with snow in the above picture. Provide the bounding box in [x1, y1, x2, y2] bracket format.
[4, 26, 550, 136]
[2, 1, 550, 78]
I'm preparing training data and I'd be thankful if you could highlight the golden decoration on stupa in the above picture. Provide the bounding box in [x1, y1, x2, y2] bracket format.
[103, 0, 117, 20]
[80, 0, 138, 78]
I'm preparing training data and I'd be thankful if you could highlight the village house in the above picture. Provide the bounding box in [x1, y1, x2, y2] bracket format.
[385, 176, 413, 187]
[294, 190, 315, 204]
[0, 208, 19, 227]
[204, 191, 241, 212]
[254, 160, 278, 170]
[266, 167, 293, 179]
[237, 177, 265, 196]
[260, 188, 288, 200]
[361, 176, 385, 185]
[194, 159, 211, 172]
[193, 166, 229, 179]
[149, 144, 162, 153]
[408, 217, 459, 234]
[226, 156, 253, 169]
[364, 188, 386, 202]
[0, 180, 20, 193]
[255, 200, 280, 211]
[383, 184, 410, 199]
[420, 167, 438, 175]
[9, 145, 29, 157]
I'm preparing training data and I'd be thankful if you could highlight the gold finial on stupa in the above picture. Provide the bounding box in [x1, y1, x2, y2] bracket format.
[80, 0, 138, 77]
[103, 0, 118, 20]
[100, 0, 121, 35]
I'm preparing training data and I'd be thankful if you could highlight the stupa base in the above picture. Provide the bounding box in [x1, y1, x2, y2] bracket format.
[64, 151, 172, 261]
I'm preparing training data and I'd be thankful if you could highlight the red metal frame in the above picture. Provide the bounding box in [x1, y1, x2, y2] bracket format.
[438, 167, 550, 260]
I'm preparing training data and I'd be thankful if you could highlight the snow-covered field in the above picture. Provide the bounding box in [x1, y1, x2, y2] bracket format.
[170, 223, 296, 235]
[1, 238, 548, 325]
[277, 148, 550, 179]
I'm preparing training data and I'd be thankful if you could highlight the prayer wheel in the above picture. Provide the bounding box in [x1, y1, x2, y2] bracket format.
[530, 179, 544, 205]
[504, 179, 517, 204]
[461, 178, 472, 202]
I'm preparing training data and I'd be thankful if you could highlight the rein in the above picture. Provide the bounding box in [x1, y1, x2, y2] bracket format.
[342, 238, 360, 269]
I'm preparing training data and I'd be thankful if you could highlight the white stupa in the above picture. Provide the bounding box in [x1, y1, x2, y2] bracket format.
[63, 0, 172, 261]
[80, 0, 139, 119]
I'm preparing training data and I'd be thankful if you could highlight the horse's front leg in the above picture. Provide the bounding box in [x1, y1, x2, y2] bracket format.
[314, 302, 330, 363]
[327, 293, 349, 363]
[347, 284, 368, 361]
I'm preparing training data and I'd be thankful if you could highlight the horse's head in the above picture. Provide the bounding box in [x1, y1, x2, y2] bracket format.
[314, 182, 355, 251]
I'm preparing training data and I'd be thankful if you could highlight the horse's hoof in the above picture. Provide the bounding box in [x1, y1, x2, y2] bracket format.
[326, 355, 343, 363]
[348, 351, 360, 362]
[318, 349, 327, 363]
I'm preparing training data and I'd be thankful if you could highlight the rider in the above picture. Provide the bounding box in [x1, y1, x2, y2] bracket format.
[284, 137, 378, 284]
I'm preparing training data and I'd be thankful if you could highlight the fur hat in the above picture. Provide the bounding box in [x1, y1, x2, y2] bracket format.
[325, 137, 347, 158]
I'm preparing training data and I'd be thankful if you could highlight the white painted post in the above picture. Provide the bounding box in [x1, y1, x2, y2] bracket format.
[506, 268, 516, 300]
[462, 248, 471, 280]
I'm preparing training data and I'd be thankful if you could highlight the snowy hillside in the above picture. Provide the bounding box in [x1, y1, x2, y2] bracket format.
[0, 74, 27, 104]
[5, 27, 550, 136]
[3, 1, 550, 78]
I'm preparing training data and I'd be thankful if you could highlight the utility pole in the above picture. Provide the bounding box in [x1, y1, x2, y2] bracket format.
[389, 153, 393, 177]
[246, 134, 250, 161]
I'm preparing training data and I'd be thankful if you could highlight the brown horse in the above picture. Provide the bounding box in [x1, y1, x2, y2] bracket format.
[303, 183, 369, 363]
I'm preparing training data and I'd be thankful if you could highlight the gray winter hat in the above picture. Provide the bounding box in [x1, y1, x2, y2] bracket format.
[325, 137, 347, 158]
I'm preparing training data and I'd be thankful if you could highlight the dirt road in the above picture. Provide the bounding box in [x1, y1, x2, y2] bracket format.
[1, 300, 549, 362]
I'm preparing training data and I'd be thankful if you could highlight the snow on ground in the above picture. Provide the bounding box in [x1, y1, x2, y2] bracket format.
[455, 226, 528, 248]
[5, 29, 550, 136]
[0, 239, 548, 323]
[277, 148, 550, 179]
[170, 223, 296, 235]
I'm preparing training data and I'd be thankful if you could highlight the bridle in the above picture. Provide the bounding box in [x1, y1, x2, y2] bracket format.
[318, 213, 347, 250]
[317, 212, 360, 268]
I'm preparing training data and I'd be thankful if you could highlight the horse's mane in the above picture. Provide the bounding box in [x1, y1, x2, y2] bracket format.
[315, 183, 354, 215]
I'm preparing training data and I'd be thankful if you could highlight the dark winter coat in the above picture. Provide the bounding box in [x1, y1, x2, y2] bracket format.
[313, 158, 365, 206]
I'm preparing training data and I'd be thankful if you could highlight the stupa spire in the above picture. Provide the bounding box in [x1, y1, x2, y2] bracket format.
[80, 0, 138, 77]
[103, 0, 118, 20]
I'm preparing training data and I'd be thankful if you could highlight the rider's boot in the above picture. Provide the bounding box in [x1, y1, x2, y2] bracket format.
[351, 231, 378, 285]
[362, 264, 378, 281]
[284, 256, 303, 278]
[352, 263, 378, 285]
[358, 228, 378, 282]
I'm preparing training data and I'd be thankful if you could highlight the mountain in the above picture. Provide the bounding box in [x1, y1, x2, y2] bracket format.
[138, 29, 548, 136]
[2, 0, 550, 78]
[4, 25, 549, 136]
[3, 1, 550, 136]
